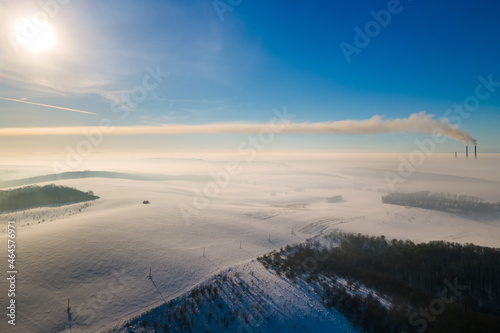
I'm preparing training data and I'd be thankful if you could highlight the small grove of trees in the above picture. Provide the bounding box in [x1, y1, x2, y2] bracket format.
[259, 231, 500, 333]
[0, 184, 99, 212]
[382, 191, 500, 214]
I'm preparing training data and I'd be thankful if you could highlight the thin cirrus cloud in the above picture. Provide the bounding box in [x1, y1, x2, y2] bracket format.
[0, 112, 477, 145]
[0, 96, 97, 115]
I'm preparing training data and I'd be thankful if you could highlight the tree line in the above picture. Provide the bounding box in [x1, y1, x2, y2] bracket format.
[259, 231, 500, 332]
[382, 191, 500, 214]
[0, 184, 99, 212]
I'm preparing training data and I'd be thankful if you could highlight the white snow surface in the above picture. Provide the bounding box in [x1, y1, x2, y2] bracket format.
[0, 154, 499, 332]
[108, 260, 360, 333]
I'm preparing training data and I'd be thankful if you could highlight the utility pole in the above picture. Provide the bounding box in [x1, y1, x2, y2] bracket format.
[203, 247, 205, 257]
[67, 298, 70, 313]
[147, 267, 152, 279]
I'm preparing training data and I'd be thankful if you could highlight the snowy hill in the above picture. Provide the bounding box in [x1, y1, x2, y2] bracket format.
[106, 260, 359, 333]
[105, 230, 500, 333]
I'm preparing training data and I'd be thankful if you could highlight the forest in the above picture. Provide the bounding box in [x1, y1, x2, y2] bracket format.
[258, 231, 500, 332]
[0, 184, 99, 212]
[382, 191, 500, 214]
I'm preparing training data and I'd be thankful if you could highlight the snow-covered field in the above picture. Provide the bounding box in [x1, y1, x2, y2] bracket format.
[0, 153, 499, 332]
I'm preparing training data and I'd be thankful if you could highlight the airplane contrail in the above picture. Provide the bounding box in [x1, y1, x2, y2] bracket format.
[0, 96, 96, 115]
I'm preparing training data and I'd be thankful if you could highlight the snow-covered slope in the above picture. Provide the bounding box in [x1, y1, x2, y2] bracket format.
[0, 155, 499, 332]
[107, 260, 359, 333]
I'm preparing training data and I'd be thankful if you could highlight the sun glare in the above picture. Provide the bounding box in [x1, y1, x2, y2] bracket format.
[15, 19, 56, 52]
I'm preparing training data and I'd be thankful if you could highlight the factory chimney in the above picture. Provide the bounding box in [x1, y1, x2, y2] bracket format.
[466, 145, 468, 159]
[475, 145, 477, 159]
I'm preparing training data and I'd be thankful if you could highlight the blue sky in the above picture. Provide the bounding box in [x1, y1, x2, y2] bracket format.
[1, 0, 499, 153]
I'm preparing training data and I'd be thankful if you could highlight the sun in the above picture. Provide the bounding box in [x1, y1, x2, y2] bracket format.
[14, 19, 56, 52]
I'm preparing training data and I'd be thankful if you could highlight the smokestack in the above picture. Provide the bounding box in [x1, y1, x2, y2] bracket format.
[475, 145, 477, 159]
[455, 152, 457, 159]
[466, 145, 468, 159]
